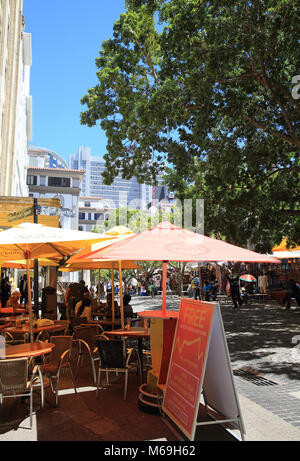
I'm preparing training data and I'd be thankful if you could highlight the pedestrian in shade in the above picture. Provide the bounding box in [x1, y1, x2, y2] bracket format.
[228, 271, 243, 309]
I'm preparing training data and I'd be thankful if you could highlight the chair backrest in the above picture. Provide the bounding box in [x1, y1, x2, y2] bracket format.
[96, 339, 124, 368]
[54, 320, 70, 334]
[69, 316, 87, 332]
[74, 325, 102, 349]
[0, 357, 28, 394]
[36, 329, 50, 342]
[49, 335, 73, 364]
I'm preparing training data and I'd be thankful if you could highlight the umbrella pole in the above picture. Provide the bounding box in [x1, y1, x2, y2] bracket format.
[98, 269, 101, 305]
[26, 257, 34, 343]
[118, 260, 124, 329]
[111, 263, 115, 329]
[162, 261, 167, 315]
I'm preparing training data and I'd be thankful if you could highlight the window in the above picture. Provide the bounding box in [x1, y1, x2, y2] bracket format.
[84, 202, 91, 207]
[79, 213, 85, 220]
[40, 176, 46, 186]
[48, 177, 70, 187]
[27, 175, 37, 185]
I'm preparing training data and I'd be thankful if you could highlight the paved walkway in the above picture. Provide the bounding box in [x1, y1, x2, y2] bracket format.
[131, 295, 300, 437]
[0, 294, 299, 442]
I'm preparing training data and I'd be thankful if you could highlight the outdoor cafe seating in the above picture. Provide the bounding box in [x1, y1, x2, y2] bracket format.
[95, 338, 142, 401]
[39, 335, 77, 406]
[0, 357, 40, 429]
[0, 307, 151, 429]
[73, 324, 104, 384]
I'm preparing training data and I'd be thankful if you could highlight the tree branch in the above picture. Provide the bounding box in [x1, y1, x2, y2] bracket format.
[245, 116, 300, 148]
[259, 56, 294, 133]
[218, 72, 256, 83]
[278, 210, 300, 216]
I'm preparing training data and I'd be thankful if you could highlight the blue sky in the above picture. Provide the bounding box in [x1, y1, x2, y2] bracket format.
[23, 0, 126, 164]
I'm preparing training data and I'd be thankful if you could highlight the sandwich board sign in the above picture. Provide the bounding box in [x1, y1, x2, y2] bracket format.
[162, 299, 245, 441]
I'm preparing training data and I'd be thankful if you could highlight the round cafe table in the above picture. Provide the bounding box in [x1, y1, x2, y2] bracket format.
[0, 341, 55, 359]
[2, 323, 66, 342]
[0, 341, 55, 408]
[0, 307, 28, 316]
[0, 315, 29, 324]
[3, 323, 65, 336]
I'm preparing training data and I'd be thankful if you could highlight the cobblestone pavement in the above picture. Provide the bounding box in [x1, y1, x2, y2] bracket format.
[130, 295, 300, 429]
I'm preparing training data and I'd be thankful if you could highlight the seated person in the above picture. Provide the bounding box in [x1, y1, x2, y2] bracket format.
[123, 293, 134, 320]
[6, 290, 22, 314]
[240, 287, 248, 305]
[75, 293, 92, 322]
[101, 292, 120, 318]
[245, 282, 254, 295]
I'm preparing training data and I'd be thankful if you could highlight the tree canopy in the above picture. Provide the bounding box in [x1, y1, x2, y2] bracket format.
[81, 0, 299, 252]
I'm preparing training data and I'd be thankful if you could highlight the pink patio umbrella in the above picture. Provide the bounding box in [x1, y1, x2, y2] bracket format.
[80, 221, 280, 315]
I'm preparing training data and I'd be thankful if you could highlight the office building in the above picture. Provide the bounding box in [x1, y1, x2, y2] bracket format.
[68, 146, 152, 210]
[0, 1, 32, 196]
[78, 196, 113, 232]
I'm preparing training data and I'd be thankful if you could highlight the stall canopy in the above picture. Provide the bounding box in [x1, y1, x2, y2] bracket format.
[81, 221, 280, 314]
[271, 238, 300, 259]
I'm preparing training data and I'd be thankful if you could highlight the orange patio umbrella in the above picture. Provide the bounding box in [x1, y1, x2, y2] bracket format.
[1, 258, 60, 269]
[0, 222, 118, 341]
[63, 225, 136, 327]
[80, 221, 280, 315]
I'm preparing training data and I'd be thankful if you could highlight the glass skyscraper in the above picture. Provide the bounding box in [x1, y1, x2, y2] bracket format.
[68, 146, 152, 210]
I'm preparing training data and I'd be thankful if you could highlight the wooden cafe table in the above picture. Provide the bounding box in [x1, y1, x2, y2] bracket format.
[86, 318, 121, 329]
[1, 341, 55, 359]
[0, 307, 28, 316]
[0, 341, 55, 408]
[0, 315, 29, 324]
[104, 327, 150, 381]
[2, 323, 66, 341]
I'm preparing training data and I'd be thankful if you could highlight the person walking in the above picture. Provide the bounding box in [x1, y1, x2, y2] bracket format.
[229, 272, 243, 309]
[149, 282, 155, 298]
[193, 276, 201, 300]
[1, 276, 11, 308]
[18, 275, 28, 307]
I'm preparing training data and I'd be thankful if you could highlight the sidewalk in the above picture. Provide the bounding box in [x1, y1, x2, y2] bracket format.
[0, 295, 299, 442]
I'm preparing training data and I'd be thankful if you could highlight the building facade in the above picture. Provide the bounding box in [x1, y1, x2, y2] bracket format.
[78, 196, 112, 232]
[68, 146, 152, 210]
[28, 146, 68, 169]
[27, 147, 84, 231]
[0, 0, 32, 196]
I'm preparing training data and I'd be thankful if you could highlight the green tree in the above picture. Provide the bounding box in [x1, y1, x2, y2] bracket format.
[103, 207, 152, 233]
[81, 0, 299, 251]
